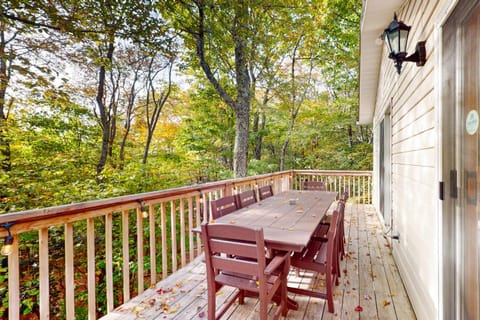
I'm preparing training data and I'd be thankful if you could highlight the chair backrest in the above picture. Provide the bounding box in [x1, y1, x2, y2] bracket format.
[303, 180, 326, 191]
[210, 195, 238, 219]
[258, 185, 273, 200]
[325, 209, 339, 269]
[201, 223, 267, 278]
[236, 190, 257, 208]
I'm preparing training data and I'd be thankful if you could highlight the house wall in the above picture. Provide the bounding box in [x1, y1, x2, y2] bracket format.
[371, 1, 454, 319]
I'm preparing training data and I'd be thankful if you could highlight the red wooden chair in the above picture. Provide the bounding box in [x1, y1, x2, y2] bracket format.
[316, 190, 348, 259]
[236, 189, 257, 208]
[201, 223, 290, 320]
[289, 209, 341, 313]
[258, 185, 273, 200]
[210, 195, 238, 220]
[312, 200, 346, 262]
[303, 180, 326, 191]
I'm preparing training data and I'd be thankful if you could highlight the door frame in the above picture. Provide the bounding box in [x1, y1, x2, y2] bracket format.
[440, 0, 480, 318]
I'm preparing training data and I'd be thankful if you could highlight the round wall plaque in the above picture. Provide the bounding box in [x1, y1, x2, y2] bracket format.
[466, 110, 479, 135]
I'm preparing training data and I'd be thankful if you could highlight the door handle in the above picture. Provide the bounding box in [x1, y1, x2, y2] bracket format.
[466, 171, 477, 205]
[450, 170, 457, 198]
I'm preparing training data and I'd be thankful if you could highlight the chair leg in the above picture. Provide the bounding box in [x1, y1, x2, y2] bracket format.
[208, 287, 216, 320]
[259, 291, 268, 320]
[238, 289, 245, 304]
[326, 270, 335, 313]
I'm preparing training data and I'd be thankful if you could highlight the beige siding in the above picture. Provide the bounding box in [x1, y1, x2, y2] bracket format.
[371, 0, 449, 319]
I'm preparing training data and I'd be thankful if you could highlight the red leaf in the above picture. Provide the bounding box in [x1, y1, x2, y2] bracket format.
[355, 305, 363, 312]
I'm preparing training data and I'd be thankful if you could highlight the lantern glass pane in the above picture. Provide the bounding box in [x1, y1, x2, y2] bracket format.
[399, 29, 409, 53]
[387, 30, 400, 55]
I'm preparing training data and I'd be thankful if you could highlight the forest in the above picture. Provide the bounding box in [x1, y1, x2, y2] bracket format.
[0, 0, 371, 213]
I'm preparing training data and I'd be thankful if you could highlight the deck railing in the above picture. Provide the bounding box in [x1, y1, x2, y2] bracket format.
[0, 170, 371, 319]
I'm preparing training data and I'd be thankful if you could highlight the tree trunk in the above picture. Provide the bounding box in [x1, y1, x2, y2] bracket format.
[0, 30, 11, 172]
[348, 124, 353, 148]
[95, 38, 115, 181]
[142, 57, 173, 165]
[280, 138, 289, 171]
[194, 1, 251, 178]
[253, 111, 265, 160]
[234, 102, 250, 177]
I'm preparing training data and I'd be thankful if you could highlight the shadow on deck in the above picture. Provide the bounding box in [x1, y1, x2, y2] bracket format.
[101, 203, 416, 319]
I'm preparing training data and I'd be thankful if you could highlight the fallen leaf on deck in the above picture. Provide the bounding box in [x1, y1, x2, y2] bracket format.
[383, 300, 391, 307]
[176, 282, 183, 288]
[198, 311, 205, 318]
[355, 305, 363, 312]
[229, 220, 236, 224]
[364, 294, 372, 300]
[210, 220, 215, 224]
[157, 288, 173, 294]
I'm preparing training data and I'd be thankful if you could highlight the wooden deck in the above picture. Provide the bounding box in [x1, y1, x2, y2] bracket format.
[100, 203, 416, 319]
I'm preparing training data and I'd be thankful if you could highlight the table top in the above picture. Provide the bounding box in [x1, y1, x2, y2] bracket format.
[208, 190, 337, 252]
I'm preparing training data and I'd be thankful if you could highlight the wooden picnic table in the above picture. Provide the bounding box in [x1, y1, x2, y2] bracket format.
[208, 190, 337, 252]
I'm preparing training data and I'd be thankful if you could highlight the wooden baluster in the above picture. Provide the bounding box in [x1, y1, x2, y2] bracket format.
[105, 212, 114, 312]
[87, 217, 96, 319]
[171, 200, 177, 273]
[65, 223, 75, 319]
[196, 195, 202, 257]
[161, 202, 168, 279]
[39, 228, 49, 320]
[122, 210, 130, 302]
[149, 205, 156, 286]
[180, 198, 186, 268]
[8, 234, 19, 320]
[188, 197, 195, 262]
[137, 207, 144, 295]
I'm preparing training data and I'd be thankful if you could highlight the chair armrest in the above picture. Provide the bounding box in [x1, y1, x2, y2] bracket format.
[264, 251, 291, 275]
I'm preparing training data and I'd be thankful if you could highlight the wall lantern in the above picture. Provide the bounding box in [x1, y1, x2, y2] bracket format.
[137, 199, 149, 218]
[383, 13, 426, 74]
[0, 223, 15, 256]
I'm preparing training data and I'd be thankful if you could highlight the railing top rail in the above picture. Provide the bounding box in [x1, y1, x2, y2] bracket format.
[293, 169, 372, 176]
[0, 169, 373, 232]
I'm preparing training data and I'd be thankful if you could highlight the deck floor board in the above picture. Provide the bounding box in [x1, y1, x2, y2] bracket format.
[101, 204, 416, 320]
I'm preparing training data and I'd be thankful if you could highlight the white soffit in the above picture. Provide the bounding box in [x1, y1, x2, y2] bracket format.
[359, 0, 404, 124]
